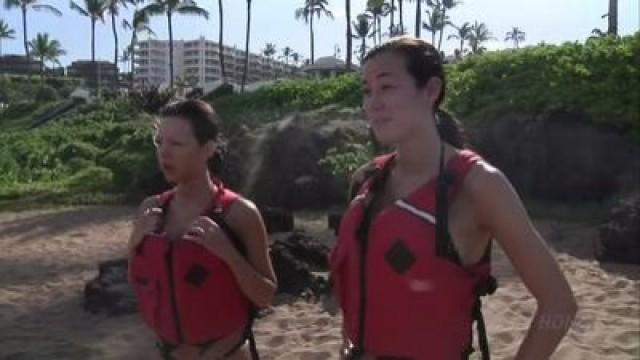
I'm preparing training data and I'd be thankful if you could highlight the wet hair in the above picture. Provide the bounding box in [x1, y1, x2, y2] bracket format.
[363, 36, 467, 149]
[158, 99, 224, 175]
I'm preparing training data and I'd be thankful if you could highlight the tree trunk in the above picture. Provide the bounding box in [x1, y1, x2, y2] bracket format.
[390, 0, 395, 34]
[22, 6, 29, 58]
[310, 12, 315, 64]
[437, 6, 446, 51]
[40, 56, 44, 85]
[218, 0, 225, 83]
[112, 11, 119, 68]
[168, 11, 174, 88]
[415, 0, 421, 38]
[91, 18, 96, 62]
[130, 35, 136, 90]
[346, 0, 352, 70]
[608, 0, 618, 35]
[399, 0, 403, 32]
[241, 0, 251, 93]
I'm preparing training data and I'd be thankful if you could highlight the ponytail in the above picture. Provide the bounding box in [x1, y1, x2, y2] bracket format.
[436, 109, 467, 149]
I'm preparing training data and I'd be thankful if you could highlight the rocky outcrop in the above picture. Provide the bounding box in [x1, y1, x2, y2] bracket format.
[599, 193, 640, 264]
[467, 109, 639, 202]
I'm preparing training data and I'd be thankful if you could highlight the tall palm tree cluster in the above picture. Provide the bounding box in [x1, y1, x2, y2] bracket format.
[1, 0, 619, 91]
[344, 0, 498, 65]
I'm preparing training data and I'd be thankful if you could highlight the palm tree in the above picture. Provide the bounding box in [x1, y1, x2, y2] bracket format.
[3, 0, 61, 58]
[447, 21, 471, 58]
[70, 0, 108, 62]
[263, 42, 276, 59]
[122, 9, 155, 80]
[468, 20, 492, 54]
[291, 51, 301, 66]
[366, 0, 390, 46]
[345, 0, 352, 70]
[0, 19, 16, 56]
[505, 26, 525, 48]
[141, 0, 209, 88]
[217, 0, 225, 83]
[295, 0, 333, 65]
[28, 32, 65, 84]
[107, 0, 133, 68]
[119, 45, 130, 72]
[280, 46, 293, 66]
[352, 13, 373, 64]
[422, 5, 445, 45]
[429, 0, 458, 51]
[241, 0, 251, 92]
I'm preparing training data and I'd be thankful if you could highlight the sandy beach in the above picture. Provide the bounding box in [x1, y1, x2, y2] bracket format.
[0, 206, 638, 359]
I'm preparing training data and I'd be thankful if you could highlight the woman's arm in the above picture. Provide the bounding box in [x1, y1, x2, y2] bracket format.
[468, 164, 578, 360]
[222, 198, 278, 308]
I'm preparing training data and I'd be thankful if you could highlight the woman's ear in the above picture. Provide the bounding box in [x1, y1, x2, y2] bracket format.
[422, 77, 443, 108]
[205, 140, 217, 159]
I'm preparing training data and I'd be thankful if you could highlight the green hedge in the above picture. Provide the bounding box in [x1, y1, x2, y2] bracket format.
[1, 34, 637, 206]
[446, 34, 639, 137]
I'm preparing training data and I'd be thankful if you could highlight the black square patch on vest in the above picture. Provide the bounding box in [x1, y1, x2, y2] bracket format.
[385, 239, 416, 274]
[185, 264, 209, 287]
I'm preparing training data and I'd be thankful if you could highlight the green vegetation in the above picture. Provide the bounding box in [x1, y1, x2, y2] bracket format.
[0, 35, 637, 209]
[446, 34, 639, 137]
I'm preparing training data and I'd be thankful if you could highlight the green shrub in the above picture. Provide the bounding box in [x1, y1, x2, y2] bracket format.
[65, 166, 114, 192]
[57, 141, 101, 162]
[34, 85, 60, 103]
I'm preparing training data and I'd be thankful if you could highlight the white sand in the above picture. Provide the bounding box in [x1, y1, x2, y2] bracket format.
[0, 207, 638, 359]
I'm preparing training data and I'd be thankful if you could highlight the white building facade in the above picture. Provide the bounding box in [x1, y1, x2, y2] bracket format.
[134, 36, 298, 91]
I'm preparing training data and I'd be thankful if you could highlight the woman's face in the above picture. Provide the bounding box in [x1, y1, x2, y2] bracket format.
[153, 116, 212, 183]
[362, 51, 436, 146]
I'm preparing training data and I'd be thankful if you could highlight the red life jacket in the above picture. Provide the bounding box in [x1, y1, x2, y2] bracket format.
[330, 149, 496, 359]
[129, 182, 251, 346]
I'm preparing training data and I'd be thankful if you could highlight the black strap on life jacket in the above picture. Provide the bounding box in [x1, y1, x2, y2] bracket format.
[208, 206, 261, 360]
[434, 141, 497, 360]
[351, 157, 394, 358]
[349, 142, 497, 360]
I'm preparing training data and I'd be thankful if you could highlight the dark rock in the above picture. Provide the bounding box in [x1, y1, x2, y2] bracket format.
[269, 231, 331, 296]
[222, 107, 368, 209]
[83, 258, 137, 316]
[598, 194, 640, 264]
[260, 207, 294, 233]
[328, 212, 343, 235]
[467, 109, 640, 202]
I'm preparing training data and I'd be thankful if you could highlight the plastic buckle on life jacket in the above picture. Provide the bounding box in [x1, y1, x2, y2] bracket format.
[475, 276, 498, 297]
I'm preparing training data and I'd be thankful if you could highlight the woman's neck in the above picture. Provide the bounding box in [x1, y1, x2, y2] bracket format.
[394, 120, 444, 179]
[175, 170, 217, 205]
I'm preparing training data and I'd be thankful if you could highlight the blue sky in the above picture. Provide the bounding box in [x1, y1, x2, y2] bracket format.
[1, 0, 639, 69]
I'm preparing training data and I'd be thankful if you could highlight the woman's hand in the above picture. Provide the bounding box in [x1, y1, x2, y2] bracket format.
[128, 198, 162, 252]
[183, 216, 236, 263]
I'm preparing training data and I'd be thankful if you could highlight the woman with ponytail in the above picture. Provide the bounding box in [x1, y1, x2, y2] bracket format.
[127, 99, 276, 360]
[330, 37, 576, 359]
